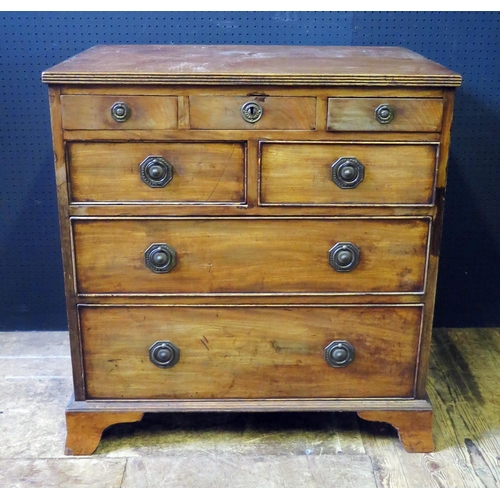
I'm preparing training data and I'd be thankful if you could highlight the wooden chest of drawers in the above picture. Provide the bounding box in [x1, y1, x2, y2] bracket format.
[43, 45, 461, 455]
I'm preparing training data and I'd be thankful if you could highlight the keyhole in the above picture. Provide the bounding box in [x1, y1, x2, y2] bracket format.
[241, 101, 263, 123]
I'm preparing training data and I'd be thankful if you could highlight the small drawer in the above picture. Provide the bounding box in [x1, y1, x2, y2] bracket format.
[73, 218, 429, 295]
[80, 305, 422, 399]
[60, 95, 178, 130]
[189, 95, 316, 130]
[327, 98, 443, 132]
[260, 142, 437, 206]
[67, 142, 245, 204]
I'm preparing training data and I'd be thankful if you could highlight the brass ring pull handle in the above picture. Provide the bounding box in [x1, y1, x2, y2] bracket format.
[324, 341, 355, 368]
[145, 243, 177, 273]
[140, 156, 174, 188]
[374, 103, 394, 124]
[240, 101, 263, 123]
[328, 242, 360, 272]
[110, 102, 131, 122]
[149, 341, 180, 368]
[331, 157, 365, 189]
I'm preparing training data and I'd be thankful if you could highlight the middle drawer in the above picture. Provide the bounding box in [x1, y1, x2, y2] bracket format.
[73, 218, 429, 295]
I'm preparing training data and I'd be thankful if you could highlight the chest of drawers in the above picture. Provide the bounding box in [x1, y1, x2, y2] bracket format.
[42, 45, 461, 455]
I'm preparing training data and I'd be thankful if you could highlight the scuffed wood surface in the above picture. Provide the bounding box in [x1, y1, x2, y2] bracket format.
[427, 328, 500, 487]
[359, 328, 500, 487]
[42, 45, 462, 86]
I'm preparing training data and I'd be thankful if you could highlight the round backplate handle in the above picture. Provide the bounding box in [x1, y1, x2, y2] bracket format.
[140, 156, 174, 188]
[324, 340, 355, 368]
[144, 243, 177, 273]
[110, 101, 131, 122]
[331, 157, 365, 189]
[328, 242, 360, 272]
[374, 103, 394, 124]
[149, 341, 180, 368]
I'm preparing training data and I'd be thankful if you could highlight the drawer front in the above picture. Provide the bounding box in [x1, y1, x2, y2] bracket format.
[81, 305, 422, 399]
[327, 98, 443, 132]
[73, 218, 429, 294]
[68, 142, 245, 204]
[61, 95, 178, 130]
[260, 143, 437, 205]
[189, 96, 316, 130]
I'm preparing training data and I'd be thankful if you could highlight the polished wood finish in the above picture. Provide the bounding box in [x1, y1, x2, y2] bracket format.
[67, 142, 246, 203]
[61, 95, 178, 130]
[73, 218, 429, 294]
[189, 96, 316, 130]
[44, 45, 460, 454]
[260, 142, 437, 206]
[327, 98, 443, 132]
[358, 410, 434, 453]
[65, 410, 143, 455]
[80, 305, 422, 399]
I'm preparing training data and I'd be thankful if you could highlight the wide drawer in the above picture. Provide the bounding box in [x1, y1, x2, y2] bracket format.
[67, 142, 246, 204]
[60, 95, 178, 130]
[260, 142, 437, 205]
[80, 305, 422, 399]
[73, 218, 429, 294]
[327, 98, 443, 132]
[189, 96, 316, 130]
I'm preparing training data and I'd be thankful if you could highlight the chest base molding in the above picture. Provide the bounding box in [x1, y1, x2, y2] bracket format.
[64, 397, 434, 455]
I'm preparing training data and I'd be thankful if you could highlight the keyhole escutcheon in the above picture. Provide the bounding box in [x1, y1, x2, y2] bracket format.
[241, 100, 263, 123]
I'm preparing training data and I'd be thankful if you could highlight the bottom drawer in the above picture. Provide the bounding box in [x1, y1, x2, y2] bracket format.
[80, 305, 422, 400]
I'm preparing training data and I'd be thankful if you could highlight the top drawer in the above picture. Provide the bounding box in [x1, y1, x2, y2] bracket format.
[189, 96, 316, 130]
[60, 95, 178, 130]
[327, 98, 443, 132]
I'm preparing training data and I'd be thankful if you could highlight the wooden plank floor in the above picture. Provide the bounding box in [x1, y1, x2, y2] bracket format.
[0, 328, 499, 487]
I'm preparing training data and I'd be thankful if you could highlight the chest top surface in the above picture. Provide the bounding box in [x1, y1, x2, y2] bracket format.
[42, 45, 462, 86]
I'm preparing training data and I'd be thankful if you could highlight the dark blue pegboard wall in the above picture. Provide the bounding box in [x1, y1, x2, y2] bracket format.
[0, 12, 499, 330]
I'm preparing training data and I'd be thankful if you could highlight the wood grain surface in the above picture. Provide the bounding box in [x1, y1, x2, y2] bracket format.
[327, 98, 443, 132]
[61, 95, 178, 130]
[260, 142, 437, 205]
[358, 410, 434, 453]
[80, 305, 422, 399]
[42, 45, 462, 87]
[189, 96, 316, 130]
[72, 218, 430, 295]
[67, 142, 245, 203]
[43, 45, 461, 456]
[4, 328, 498, 481]
[65, 411, 143, 456]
